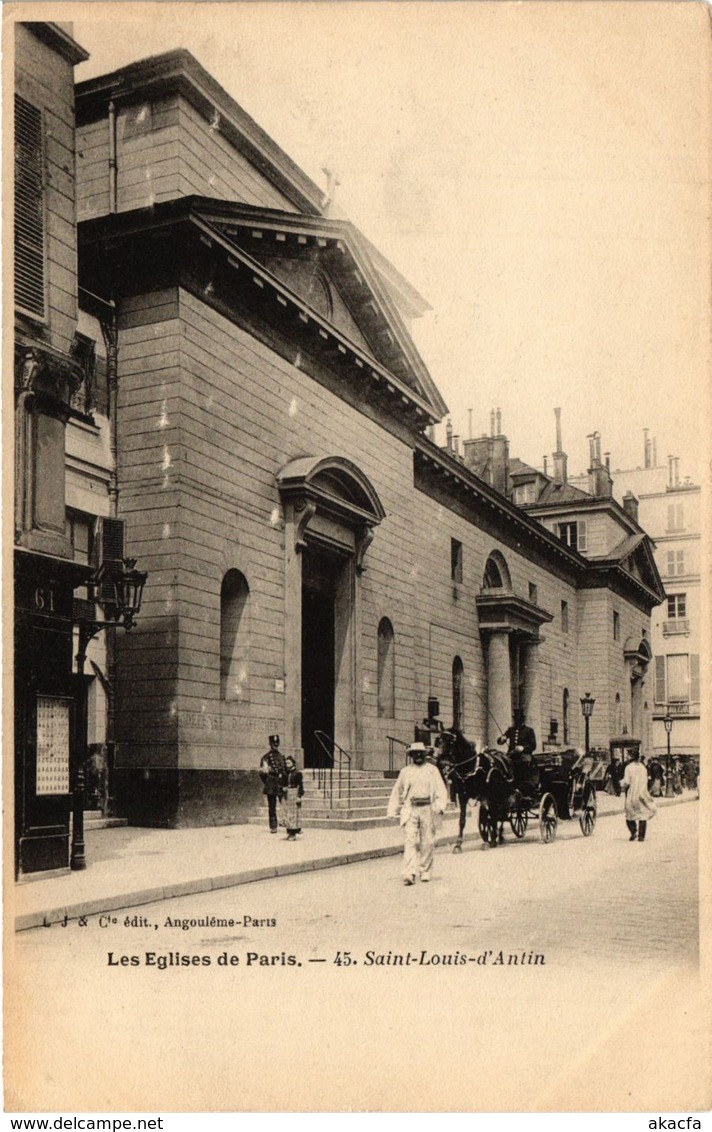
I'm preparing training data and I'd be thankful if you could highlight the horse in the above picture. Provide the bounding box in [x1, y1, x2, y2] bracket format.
[436, 730, 515, 851]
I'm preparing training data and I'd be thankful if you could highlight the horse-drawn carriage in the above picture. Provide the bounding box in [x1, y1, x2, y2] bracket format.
[436, 731, 598, 851]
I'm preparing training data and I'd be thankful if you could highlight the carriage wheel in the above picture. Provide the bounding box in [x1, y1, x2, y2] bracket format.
[579, 782, 597, 837]
[509, 805, 529, 839]
[478, 802, 499, 846]
[538, 793, 558, 843]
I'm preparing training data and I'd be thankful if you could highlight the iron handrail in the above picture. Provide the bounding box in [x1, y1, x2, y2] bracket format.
[387, 735, 409, 775]
[312, 731, 352, 809]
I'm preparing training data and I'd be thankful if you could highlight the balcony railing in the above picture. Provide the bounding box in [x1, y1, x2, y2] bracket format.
[663, 619, 690, 635]
[657, 702, 700, 716]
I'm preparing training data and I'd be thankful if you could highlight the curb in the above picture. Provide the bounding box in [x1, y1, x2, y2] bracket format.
[14, 795, 697, 932]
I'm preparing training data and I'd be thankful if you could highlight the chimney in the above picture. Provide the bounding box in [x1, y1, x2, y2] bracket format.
[446, 419, 453, 452]
[674, 457, 680, 486]
[543, 456, 548, 476]
[490, 409, 496, 437]
[495, 407, 502, 435]
[552, 408, 568, 484]
[588, 432, 597, 468]
[604, 451, 611, 473]
[652, 437, 657, 467]
[491, 434, 509, 495]
[622, 491, 639, 524]
[462, 427, 509, 496]
[643, 428, 651, 469]
[588, 431, 612, 497]
[453, 435, 460, 457]
[667, 455, 674, 487]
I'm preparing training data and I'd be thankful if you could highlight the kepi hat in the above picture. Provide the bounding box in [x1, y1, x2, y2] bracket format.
[268, 734, 280, 745]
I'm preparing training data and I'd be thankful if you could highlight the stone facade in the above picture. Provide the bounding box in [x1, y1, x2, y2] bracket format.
[66, 50, 667, 827]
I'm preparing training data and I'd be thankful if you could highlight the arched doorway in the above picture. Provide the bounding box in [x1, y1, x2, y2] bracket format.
[278, 456, 385, 767]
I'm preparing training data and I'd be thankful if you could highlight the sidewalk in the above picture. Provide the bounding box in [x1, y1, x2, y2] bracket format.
[12, 791, 696, 931]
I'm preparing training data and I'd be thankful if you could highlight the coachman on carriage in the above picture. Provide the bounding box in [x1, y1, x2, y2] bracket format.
[435, 728, 598, 851]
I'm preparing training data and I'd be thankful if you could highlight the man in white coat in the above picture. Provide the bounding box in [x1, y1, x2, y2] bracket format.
[387, 742, 449, 885]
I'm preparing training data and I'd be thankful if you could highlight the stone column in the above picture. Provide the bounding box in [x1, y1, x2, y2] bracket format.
[283, 502, 304, 753]
[521, 639, 543, 750]
[486, 630, 512, 746]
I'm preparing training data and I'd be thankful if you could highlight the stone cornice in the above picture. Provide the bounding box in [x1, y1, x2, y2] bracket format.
[76, 50, 323, 215]
[26, 22, 89, 66]
[414, 438, 587, 578]
[79, 205, 441, 430]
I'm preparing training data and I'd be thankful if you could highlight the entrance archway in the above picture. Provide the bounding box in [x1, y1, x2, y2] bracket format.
[278, 456, 385, 767]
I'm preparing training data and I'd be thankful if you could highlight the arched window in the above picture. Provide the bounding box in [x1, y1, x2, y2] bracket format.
[220, 570, 250, 701]
[377, 618, 395, 718]
[452, 656, 464, 731]
[562, 688, 569, 744]
[482, 550, 512, 591]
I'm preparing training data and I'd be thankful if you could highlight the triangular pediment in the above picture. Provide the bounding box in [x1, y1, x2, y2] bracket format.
[193, 200, 448, 418]
[251, 252, 373, 354]
[618, 537, 665, 599]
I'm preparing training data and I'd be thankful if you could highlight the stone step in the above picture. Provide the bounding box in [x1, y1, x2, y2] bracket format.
[300, 807, 389, 820]
[72, 812, 129, 832]
[86, 817, 129, 831]
[300, 815, 395, 831]
[247, 813, 395, 831]
[301, 797, 389, 812]
[302, 786, 393, 799]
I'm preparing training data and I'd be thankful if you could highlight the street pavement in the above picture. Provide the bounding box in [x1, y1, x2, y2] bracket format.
[9, 797, 704, 1113]
[12, 790, 697, 930]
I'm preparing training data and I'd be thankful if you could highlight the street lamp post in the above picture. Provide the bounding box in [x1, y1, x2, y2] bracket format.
[580, 692, 595, 757]
[663, 711, 674, 799]
[72, 557, 147, 870]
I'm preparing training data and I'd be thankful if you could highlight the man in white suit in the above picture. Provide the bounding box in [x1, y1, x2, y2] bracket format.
[387, 742, 449, 885]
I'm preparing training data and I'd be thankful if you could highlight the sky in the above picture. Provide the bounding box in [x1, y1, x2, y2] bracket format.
[32, 1, 712, 480]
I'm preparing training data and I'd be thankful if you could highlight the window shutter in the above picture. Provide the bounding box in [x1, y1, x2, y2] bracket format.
[577, 520, 587, 551]
[690, 654, 700, 704]
[666, 654, 688, 702]
[14, 95, 45, 318]
[97, 518, 125, 603]
[654, 656, 666, 704]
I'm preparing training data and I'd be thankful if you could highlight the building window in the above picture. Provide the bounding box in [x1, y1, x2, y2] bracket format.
[377, 618, 395, 719]
[666, 549, 686, 577]
[15, 95, 46, 319]
[528, 582, 538, 604]
[655, 653, 700, 707]
[667, 594, 687, 619]
[66, 509, 95, 565]
[452, 656, 464, 731]
[558, 520, 587, 552]
[514, 484, 537, 505]
[561, 600, 569, 634]
[220, 570, 250, 701]
[562, 688, 569, 743]
[613, 610, 620, 641]
[667, 503, 684, 532]
[483, 551, 511, 590]
[664, 593, 689, 636]
[70, 332, 98, 416]
[451, 538, 463, 584]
